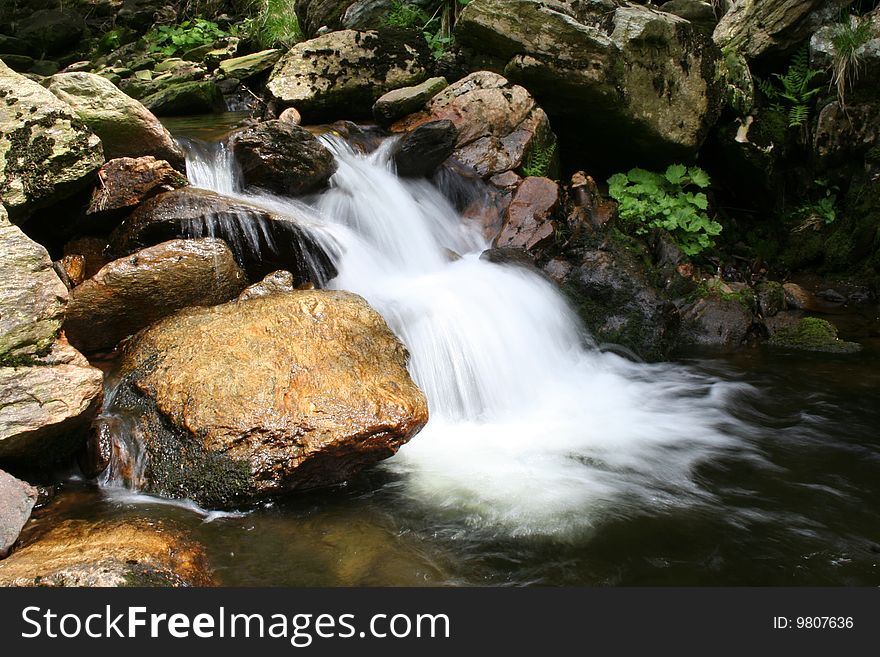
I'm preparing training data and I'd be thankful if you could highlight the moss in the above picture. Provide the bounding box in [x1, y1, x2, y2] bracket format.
[111, 370, 254, 508]
[768, 317, 861, 353]
[2, 109, 97, 206]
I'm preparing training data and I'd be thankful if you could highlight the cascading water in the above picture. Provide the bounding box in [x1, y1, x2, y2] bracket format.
[175, 134, 754, 538]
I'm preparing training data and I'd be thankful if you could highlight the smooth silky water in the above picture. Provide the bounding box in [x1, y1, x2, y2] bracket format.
[31, 130, 880, 586]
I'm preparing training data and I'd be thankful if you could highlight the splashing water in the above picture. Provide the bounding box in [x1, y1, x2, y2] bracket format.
[181, 136, 754, 538]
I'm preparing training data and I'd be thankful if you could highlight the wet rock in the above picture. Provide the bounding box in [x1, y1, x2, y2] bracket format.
[714, 0, 853, 60]
[64, 238, 248, 354]
[393, 71, 556, 180]
[237, 270, 297, 302]
[114, 290, 429, 507]
[0, 204, 68, 362]
[87, 156, 188, 227]
[768, 316, 861, 353]
[0, 470, 37, 558]
[218, 49, 282, 81]
[0, 61, 103, 222]
[15, 9, 84, 56]
[495, 176, 560, 252]
[391, 120, 458, 178]
[108, 187, 337, 283]
[267, 29, 432, 122]
[678, 294, 757, 347]
[47, 72, 186, 171]
[455, 1, 721, 169]
[228, 120, 337, 196]
[550, 237, 679, 360]
[0, 519, 214, 586]
[757, 280, 786, 317]
[373, 76, 448, 125]
[279, 107, 302, 125]
[56, 255, 86, 288]
[783, 282, 817, 310]
[142, 80, 224, 116]
[64, 237, 110, 281]
[0, 337, 104, 467]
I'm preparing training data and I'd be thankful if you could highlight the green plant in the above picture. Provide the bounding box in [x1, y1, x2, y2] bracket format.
[521, 138, 556, 178]
[249, 0, 302, 49]
[145, 19, 228, 57]
[386, 0, 431, 28]
[830, 14, 873, 109]
[607, 165, 721, 256]
[792, 178, 839, 231]
[757, 45, 824, 128]
[384, 1, 470, 58]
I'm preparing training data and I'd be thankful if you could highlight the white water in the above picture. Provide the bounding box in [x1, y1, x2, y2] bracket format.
[183, 136, 753, 538]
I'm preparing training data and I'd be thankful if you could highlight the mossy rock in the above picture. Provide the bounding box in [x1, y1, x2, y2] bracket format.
[767, 317, 861, 353]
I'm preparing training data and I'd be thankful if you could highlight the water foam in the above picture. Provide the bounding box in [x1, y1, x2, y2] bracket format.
[181, 135, 752, 537]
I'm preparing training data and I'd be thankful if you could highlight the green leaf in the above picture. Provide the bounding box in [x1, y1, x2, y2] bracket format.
[664, 164, 687, 185]
[688, 167, 710, 188]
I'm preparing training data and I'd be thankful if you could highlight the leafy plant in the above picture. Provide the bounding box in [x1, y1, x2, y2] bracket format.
[386, 1, 431, 29]
[521, 138, 556, 178]
[757, 45, 824, 128]
[384, 1, 470, 58]
[792, 179, 839, 231]
[145, 19, 228, 57]
[608, 165, 721, 256]
[830, 14, 873, 109]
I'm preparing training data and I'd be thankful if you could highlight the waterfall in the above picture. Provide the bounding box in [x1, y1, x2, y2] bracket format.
[175, 135, 752, 537]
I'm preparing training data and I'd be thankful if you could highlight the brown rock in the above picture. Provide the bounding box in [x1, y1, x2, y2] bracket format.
[64, 238, 248, 354]
[113, 291, 428, 507]
[0, 469, 37, 558]
[64, 237, 110, 280]
[392, 71, 555, 180]
[57, 254, 86, 288]
[88, 157, 188, 225]
[0, 519, 213, 586]
[0, 337, 104, 466]
[496, 176, 560, 251]
[237, 270, 296, 302]
[108, 187, 337, 283]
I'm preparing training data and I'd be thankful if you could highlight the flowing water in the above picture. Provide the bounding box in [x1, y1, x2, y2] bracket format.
[36, 129, 880, 586]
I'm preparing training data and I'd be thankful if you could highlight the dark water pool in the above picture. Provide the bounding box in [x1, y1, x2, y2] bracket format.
[25, 342, 880, 586]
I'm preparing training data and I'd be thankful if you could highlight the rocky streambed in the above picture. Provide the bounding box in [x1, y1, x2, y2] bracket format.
[2, 0, 880, 586]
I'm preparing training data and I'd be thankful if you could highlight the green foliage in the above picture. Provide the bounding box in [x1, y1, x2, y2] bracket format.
[607, 165, 721, 256]
[792, 179, 840, 231]
[145, 19, 228, 57]
[757, 45, 823, 128]
[521, 138, 556, 178]
[386, 0, 431, 28]
[830, 14, 873, 109]
[384, 1, 470, 58]
[250, 0, 302, 49]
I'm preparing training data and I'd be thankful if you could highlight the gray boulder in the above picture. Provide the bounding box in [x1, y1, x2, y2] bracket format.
[0, 60, 103, 222]
[267, 29, 432, 122]
[455, 0, 722, 169]
[47, 73, 185, 171]
[0, 469, 37, 559]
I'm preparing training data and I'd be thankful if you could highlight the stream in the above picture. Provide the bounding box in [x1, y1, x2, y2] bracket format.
[25, 118, 880, 587]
